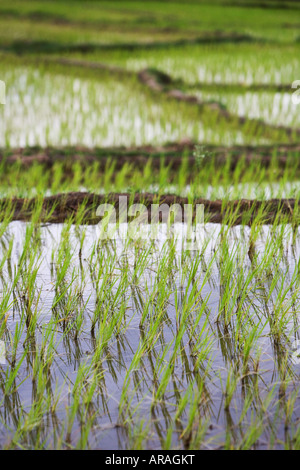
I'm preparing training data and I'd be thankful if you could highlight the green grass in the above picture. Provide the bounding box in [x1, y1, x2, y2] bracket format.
[0, 0, 299, 42]
[0, 61, 298, 149]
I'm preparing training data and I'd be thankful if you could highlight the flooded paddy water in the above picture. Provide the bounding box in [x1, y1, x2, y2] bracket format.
[1, 220, 300, 449]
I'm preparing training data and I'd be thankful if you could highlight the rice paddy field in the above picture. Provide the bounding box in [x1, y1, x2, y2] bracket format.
[0, 0, 300, 451]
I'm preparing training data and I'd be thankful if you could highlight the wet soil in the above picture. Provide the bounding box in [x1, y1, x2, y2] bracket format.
[2, 191, 300, 225]
[1, 143, 299, 173]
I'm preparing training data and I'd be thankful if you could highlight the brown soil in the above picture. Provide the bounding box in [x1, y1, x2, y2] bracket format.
[1, 143, 299, 173]
[2, 192, 300, 226]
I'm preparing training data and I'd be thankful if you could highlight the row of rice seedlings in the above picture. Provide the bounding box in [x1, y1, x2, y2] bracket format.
[0, 208, 107, 448]
[77, 42, 300, 86]
[0, 150, 300, 199]
[1, 205, 300, 448]
[213, 219, 300, 449]
[0, 65, 290, 149]
[189, 89, 300, 129]
[0, 12, 216, 48]
[0, 0, 297, 43]
[105, 215, 300, 448]
[115, 239, 214, 448]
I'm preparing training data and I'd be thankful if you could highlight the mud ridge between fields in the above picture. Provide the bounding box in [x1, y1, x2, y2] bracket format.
[2, 192, 300, 226]
[1, 144, 300, 172]
[2, 33, 264, 55]
[40, 58, 299, 141]
[185, 82, 293, 92]
[225, 1, 300, 10]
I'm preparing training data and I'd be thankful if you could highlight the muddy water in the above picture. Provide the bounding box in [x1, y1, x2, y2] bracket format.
[0, 222, 300, 449]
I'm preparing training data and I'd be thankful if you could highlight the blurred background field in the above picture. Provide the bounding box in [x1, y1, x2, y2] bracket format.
[0, 0, 299, 150]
